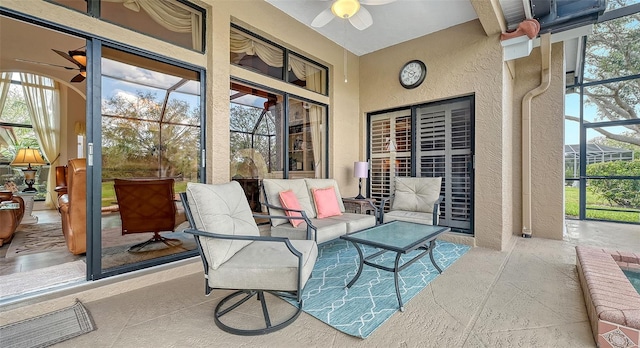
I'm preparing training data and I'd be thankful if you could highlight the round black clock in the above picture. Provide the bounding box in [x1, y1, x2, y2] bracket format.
[399, 60, 427, 89]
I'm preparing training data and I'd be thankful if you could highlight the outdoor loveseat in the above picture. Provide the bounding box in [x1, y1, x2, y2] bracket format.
[262, 178, 377, 244]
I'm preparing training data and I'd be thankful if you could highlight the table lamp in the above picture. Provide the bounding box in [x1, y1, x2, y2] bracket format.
[10, 147, 46, 192]
[353, 161, 368, 199]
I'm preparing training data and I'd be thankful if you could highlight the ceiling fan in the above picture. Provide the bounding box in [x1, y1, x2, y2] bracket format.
[15, 49, 87, 83]
[311, 0, 397, 31]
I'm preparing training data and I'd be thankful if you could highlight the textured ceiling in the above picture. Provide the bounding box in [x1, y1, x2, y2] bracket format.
[265, 0, 479, 56]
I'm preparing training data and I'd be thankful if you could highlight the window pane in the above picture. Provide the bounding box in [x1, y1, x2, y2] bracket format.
[101, 47, 201, 271]
[46, 0, 87, 13]
[584, 15, 640, 81]
[288, 98, 326, 178]
[230, 82, 283, 180]
[230, 28, 284, 80]
[585, 178, 640, 223]
[1, 83, 31, 124]
[583, 78, 640, 123]
[288, 55, 327, 95]
[100, 0, 204, 51]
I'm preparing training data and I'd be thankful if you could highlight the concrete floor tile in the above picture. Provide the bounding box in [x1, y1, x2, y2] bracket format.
[473, 281, 572, 332]
[474, 322, 595, 347]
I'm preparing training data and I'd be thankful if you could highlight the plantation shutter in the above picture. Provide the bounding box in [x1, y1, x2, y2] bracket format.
[416, 100, 472, 232]
[369, 110, 411, 208]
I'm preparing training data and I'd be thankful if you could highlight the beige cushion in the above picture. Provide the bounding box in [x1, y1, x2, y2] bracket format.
[304, 178, 346, 214]
[263, 179, 315, 226]
[186, 182, 259, 269]
[323, 213, 376, 233]
[391, 177, 442, 213]
[271, 218, 347, 244]
[208, 239, 318, 292]
[383, 210, 436, 225]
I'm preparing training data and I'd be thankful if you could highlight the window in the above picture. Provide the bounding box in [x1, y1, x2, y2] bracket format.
[47, 0, 206, 52]
[0, 73, 54, 200]
[230, 25, 328, 95]
[229, 82, 328, 184]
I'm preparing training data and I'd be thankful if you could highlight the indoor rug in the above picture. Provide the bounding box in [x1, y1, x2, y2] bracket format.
[0, 300, 95, 348]
[5, 221, 191, 258]
[293, 239, 470, 338]
[0, 260, 86, 298]
[6, 223, 68, 257]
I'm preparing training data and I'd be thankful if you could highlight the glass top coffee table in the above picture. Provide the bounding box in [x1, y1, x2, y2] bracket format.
[340, 221, 450, 311]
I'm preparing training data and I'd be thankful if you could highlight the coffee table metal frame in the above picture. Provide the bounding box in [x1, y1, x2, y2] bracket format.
[340, 221, 450, 311]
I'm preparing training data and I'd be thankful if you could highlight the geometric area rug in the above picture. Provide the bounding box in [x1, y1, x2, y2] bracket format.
[290, 239, 470, 339]
[0, 300, 95, 348]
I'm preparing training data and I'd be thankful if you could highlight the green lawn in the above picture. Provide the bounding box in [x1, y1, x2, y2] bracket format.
[101, 180, 189, 207]
[565, 186, 640, 223]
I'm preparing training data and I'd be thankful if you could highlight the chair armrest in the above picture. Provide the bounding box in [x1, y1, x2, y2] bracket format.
[433, 195, 444, 226]
[184, 228, 306, 258]
[378, 194, 394, 224]
[260, 202, 317, 241]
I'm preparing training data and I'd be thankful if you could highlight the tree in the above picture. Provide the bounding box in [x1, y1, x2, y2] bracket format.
[101, 91, 200, 179]
[565, 2, 640, 146]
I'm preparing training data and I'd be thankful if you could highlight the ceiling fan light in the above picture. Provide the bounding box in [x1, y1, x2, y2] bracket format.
[69, 50, 87, 67]
[332, 0, 360, 19]
[80, 71, 87, 77]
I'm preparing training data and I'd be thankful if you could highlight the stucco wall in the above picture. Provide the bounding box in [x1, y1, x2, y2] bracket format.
[1, 0, 363, 195]
[513, 42, 565, 240]
[360, 20, 511, 249]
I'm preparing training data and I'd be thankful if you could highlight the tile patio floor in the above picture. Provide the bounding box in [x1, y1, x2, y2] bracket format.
[23, 220, 640, 347]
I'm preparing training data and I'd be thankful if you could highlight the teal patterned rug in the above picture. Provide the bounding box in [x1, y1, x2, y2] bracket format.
[295, 239, 470, 338]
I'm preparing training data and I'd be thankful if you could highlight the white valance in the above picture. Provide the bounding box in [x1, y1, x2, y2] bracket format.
[104, 0, 202, 51]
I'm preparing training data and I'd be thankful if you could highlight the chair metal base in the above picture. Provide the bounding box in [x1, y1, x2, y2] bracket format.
[214, 290, 302, 336]
[127, 232, 183, 252]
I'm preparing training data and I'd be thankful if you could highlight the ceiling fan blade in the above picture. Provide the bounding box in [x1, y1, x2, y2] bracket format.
[311, 7, 335, 28]
[70, 74, 85, 83]
[349, 7, 373, 30]
[52, 49, 84, 68]
[361, 0, 397, 5]
[15, 58, 76, 70]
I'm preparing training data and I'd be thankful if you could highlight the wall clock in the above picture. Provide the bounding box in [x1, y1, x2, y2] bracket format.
[399, 60, 427, 89]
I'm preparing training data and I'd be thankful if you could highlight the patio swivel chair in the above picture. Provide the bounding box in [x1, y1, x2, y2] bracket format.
[181, 181, 318, 335]
[379, 177, 444, 226]
[113, 178, 181, 252]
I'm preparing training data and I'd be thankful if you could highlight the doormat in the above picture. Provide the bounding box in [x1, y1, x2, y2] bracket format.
[0, 300, 95, 348]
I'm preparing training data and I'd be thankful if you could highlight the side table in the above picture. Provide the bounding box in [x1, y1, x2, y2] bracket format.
[342, 197, 377, 215]
[15, 191, 38, 224]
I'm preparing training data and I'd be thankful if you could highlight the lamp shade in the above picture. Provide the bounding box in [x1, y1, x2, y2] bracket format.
[354, 161, 368, 178]
[10, 148, 46, 167]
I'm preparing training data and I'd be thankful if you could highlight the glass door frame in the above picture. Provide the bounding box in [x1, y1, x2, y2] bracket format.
[86, 40, 206, 280]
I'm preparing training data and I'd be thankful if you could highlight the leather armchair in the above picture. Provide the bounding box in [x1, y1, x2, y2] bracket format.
[0, 191, 25, 246]
[55, 165, 68, 198]
[58, 158, 87, 255]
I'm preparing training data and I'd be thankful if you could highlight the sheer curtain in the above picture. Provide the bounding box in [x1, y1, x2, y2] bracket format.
[0, 73, 14, 158]
[104, 0, 202, 50]
[20, 73, 60, 208]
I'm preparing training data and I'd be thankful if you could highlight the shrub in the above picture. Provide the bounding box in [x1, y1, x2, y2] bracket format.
[586, 160, 640, 208]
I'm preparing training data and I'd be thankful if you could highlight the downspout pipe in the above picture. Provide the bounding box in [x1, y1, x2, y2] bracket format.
[521, 32, 551, 238]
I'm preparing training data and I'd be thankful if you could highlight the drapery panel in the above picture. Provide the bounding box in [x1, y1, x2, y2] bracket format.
[20, 73, 60, 208]
[104, 0, 202, 51]
[308, 105, 323, 178]
[0, 73, 13, 151]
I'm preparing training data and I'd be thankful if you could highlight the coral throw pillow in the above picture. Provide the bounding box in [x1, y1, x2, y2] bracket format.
[312, 186, 343, 218]
[279, 190, 304, 228]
